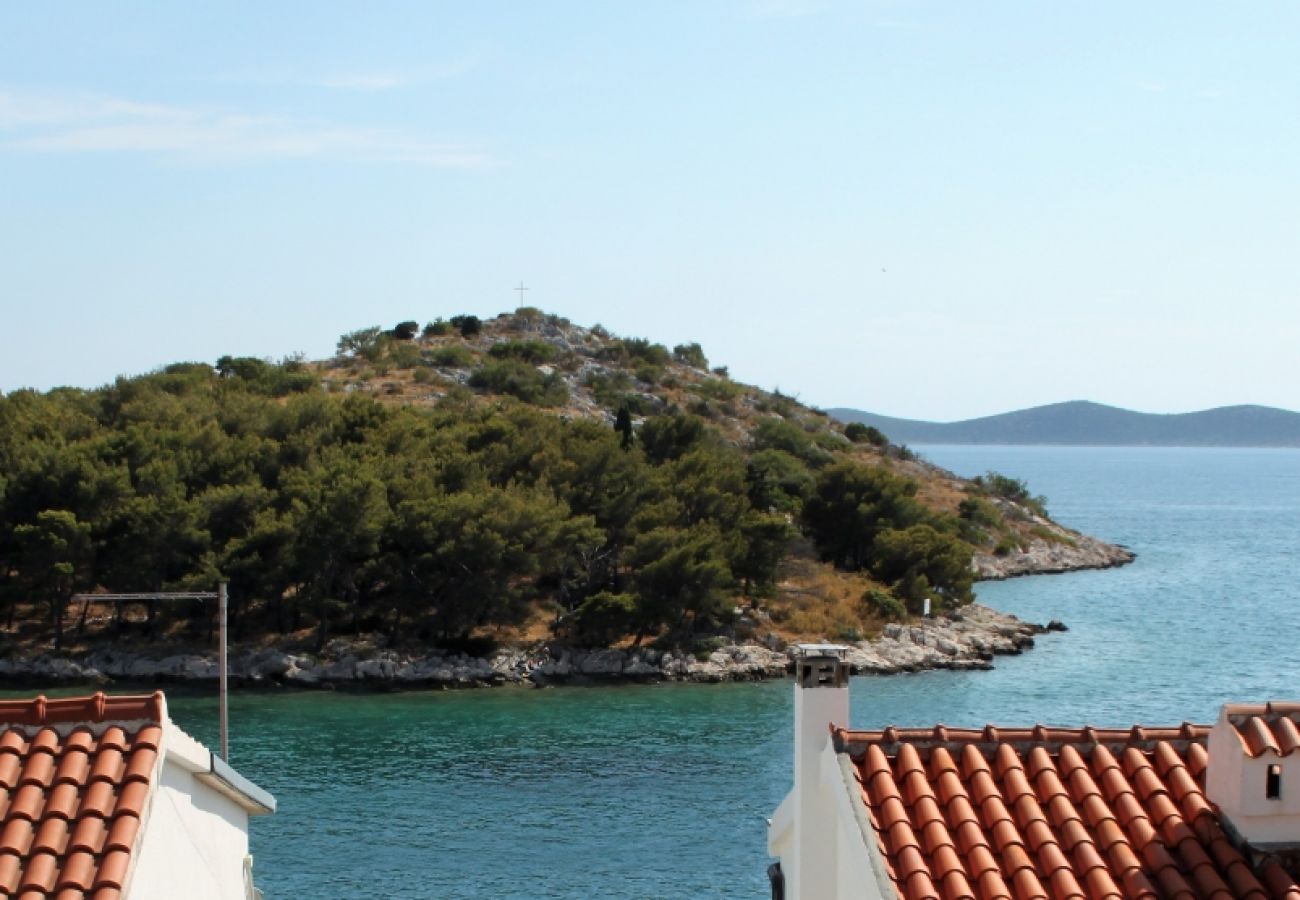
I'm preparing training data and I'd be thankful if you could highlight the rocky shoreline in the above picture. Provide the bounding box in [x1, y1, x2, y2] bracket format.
[973, 522, 1135, 580]
[0, 603, 1062, 690]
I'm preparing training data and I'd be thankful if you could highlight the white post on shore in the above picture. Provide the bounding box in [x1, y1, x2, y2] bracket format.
[219, 581, 229, 762]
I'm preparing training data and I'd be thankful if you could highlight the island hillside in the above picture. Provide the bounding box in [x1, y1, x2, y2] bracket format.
[0, 310, 1131, 666]
[829, 400, 1300, 447]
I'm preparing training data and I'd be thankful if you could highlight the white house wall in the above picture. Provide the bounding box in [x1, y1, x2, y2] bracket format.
[824, 743, 889, 900]
[128, 760, 253, 900]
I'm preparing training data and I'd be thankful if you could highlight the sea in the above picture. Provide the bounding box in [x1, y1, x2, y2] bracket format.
[52, 447, 1300, 896]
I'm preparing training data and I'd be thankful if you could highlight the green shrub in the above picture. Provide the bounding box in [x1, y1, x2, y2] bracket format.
[412, 367, 437, 385]
[469, 359, 569, 406]
[430, 345, 473, 368]
[871, 523, 974, 608]
[844, 422, 888, 446]
[585, 371, 634, 407]
[752, 417, 828, 466]
[863, 588, 907, 620]
[672, 342, 708, 369]
[388, 342, 422, 369]
[450, 314, 482, 337]
[802, 461, 928, 570]
[811, 430, 848, 453]
[622, 393, 658, 416]
[215, 356, 267, 380]
[755, 391, 796, 418]
[957, 520, 989, 545]
[623, 338, 671, 366]
[567, 592, 637, 646]
[687, 398, 717, 420]
[691, 378, 743, 402]
[391, 321, 420, 341]
[633, 361, 664, 385]
[513, 306, 544, 328]
[423, 319, 451, 337]
[834, 625, 864, 643]
[958, 496, 1003, 530]
[972, 471, 1048, 516]
[214, 356, 317, 396]
[745, 449, 814, 514]
[489, 340, 556, 364]
[638, 413, 707, 464]
[337, 327, 386, 361]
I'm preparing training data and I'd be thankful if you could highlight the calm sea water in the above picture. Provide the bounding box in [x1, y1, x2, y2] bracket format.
[33, 448, 1300, 897]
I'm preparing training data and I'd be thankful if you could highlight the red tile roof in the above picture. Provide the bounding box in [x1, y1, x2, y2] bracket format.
[0, 693, 165, 900]
[1221, 704, 1300, 759]
[835, 722, 1300, 900]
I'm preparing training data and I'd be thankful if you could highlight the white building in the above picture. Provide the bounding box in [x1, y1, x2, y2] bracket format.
[0, 691, 275, 899]
[768, 645, 1300, 900]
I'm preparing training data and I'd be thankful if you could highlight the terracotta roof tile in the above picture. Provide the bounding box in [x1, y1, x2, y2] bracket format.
[58, 849, 96, 891]
[33, 818, 70, 856]
[1221, 704, 1300, 759]
[0, 858, 17, 896]
[102, 817, 139, 855]
[834, 722, 1300, 900]
[1260, 860, 1300, 900]
[92, 849, 130, 891]
[45, 782, 82, 822]
[67, 818, 106, 857]
[0, 693, 165, 900]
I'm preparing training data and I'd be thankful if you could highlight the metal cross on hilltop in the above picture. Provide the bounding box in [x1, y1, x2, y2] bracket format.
[515, 281, 528, 304]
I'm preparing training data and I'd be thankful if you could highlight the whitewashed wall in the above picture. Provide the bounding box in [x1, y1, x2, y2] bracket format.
[126, 729, 255, 900]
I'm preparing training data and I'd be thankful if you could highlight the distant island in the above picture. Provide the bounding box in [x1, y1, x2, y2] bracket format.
[828, 400, 1300, 448]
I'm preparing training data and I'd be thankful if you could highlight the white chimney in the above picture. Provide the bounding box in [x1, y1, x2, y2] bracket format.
[1206, 701, 1300, 846]
[781, 643, 851, 899]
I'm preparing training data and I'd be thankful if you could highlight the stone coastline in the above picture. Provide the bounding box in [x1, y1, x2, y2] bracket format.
[973, 521, 1135, 580]
[0, 603, 1060, 690]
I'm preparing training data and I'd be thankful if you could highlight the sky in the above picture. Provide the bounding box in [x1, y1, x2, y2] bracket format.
[2, 2, 1298, 421]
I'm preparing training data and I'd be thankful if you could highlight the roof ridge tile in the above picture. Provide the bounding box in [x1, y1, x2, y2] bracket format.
[0, 692, 165, 730]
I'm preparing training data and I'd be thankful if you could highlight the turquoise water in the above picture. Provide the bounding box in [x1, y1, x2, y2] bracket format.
[48, 448, 1300, 896]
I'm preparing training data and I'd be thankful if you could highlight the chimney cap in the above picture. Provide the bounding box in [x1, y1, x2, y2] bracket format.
[794, 643, 849, 659]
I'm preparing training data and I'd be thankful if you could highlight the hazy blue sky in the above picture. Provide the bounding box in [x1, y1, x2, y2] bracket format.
[2, 2, 1297, 420]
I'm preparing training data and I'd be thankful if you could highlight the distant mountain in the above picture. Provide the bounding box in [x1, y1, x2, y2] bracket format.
[827, 401, 1300, 447]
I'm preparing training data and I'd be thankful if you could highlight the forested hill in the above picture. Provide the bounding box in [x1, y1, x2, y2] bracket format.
[828, 401, 1300, 447]
[0, 309, 1103, 654]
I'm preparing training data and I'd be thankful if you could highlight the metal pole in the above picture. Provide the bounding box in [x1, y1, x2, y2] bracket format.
[219, 581, 229, 762]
